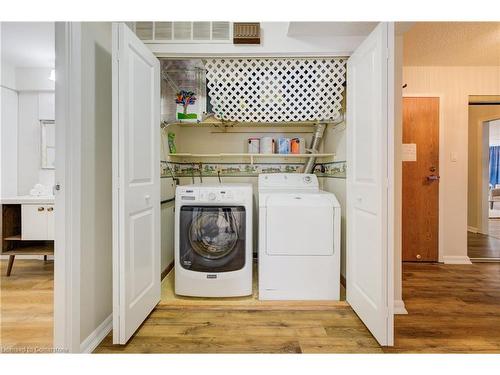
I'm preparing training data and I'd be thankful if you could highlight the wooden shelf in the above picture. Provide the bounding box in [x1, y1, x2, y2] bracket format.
[1, 245, 54, 256]
[4, 234, 21, 241]
[167, 153, 335, 164]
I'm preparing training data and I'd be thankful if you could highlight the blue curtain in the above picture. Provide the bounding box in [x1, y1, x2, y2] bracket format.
[490, 146, 500, 186]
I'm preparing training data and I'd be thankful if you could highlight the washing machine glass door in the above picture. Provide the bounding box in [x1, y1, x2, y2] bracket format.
[179, 206, 246, 272]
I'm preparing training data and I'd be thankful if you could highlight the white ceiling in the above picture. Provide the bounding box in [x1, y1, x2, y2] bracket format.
[1, 22, 55, 68]
[287, 22, 378, 37]
[404, 22, 500, 66]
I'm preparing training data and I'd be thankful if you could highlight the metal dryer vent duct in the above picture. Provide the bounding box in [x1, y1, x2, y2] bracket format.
[304, 123, 327, 174]
[303, 114, 344, 174]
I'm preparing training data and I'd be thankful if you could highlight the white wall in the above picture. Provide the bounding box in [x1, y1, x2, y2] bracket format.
[1, 59, 16, 90]
[148, 22, 367, 57]
[16, 67, 54, 91]
[1, 59, 19, 197]
[161, 199, 175, 272]
[16, 91, 55, 195]
[78, 22, 113, 347]
[322, 122, 347, 277]
[403, 66, 500, 262]
[0, 87, 18, 197]
[393, 34, 404, 311]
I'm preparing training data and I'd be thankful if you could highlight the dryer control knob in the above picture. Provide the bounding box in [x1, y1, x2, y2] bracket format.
[208, 192, 216, 201]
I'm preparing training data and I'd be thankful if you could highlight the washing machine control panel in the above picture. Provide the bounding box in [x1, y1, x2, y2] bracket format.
[178, 187, 242, 203]
[199, 189, 236, 202]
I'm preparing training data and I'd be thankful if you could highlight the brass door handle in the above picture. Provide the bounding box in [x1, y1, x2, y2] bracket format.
[38, 207, 45, 212]
[47, 207, 54, 212]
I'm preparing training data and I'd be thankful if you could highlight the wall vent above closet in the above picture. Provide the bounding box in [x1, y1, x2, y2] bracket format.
[128, 22, 232, 43]
[204, 58, 347, 123]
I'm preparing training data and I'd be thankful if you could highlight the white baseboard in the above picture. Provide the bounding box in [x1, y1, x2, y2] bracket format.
[80, 314, 112, 353]
[442, 255, 472, 265]
[394, 300, 408, 315]
[467, 226, 489, 235]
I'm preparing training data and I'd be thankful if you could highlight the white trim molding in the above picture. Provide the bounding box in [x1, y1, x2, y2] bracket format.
[394, 300, 408, 315]
[442, 255, 472, 264]
[80, 314, 112, 353]
[53, 21, 82, 354]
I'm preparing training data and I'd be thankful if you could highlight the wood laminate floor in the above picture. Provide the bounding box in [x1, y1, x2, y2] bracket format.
[2, 259, 500, 353]
[96, 262, 500, 354]
[0, 259, 54, 353]
[488, 218, 500, 239]
[386, 262, 500, 353]
[467, 226, 500, 259]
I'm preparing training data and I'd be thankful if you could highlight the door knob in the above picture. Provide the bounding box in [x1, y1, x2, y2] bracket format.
[427, 175, 440, 181]
[145, 195, 151, 201]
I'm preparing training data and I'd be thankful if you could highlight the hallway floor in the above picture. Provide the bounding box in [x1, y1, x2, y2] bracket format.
[386, 262, 500, 353]
[467, 219, 500, 258]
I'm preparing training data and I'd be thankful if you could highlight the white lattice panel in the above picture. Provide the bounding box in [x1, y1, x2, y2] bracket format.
[204, 58, 346, 122]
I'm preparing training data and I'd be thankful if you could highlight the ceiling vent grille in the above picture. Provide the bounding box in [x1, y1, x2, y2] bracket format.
[154, 22, 173, 40]
[204, 58, 347, 123]
[135, 22, 154, 40]
[130, 22, 231, 44]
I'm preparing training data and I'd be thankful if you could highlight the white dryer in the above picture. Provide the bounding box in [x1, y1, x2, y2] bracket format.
[175, 183, 253, 297]
[258, 173, 340, 300]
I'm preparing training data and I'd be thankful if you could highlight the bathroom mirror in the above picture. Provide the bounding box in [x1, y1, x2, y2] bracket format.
[40, 120, 55, 169]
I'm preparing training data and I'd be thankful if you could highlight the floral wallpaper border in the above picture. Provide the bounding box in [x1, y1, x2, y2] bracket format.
[161, 160, 346, 179]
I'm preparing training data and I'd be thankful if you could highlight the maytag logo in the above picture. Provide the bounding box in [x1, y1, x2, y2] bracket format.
[206, 274, 217, 279]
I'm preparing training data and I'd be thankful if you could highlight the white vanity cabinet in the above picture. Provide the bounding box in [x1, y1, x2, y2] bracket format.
[21, 204, 55, 240]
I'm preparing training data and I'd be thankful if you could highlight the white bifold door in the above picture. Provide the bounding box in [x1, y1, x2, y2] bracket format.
[112, 23, 161, 344]
[346, 22, 394, 346]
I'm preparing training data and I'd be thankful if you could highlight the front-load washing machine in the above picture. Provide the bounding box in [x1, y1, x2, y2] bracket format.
[175, 183, 253, 297]
[258, 173, 341, 300]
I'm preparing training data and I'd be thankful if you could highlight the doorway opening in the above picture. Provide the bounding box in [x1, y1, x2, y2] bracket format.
[0, 22, 56, 352]
[467, 95, 500, 261]
[108, 22, 394, 348]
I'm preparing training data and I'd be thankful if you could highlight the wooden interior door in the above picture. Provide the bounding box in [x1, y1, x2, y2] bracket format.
[402, 97, 439, 261]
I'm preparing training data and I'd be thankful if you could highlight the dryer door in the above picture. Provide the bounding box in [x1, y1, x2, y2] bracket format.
[265, 194, 334, 256]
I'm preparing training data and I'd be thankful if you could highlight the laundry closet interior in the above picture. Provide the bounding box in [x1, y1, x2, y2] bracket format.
[158, 57, 346, 301]
[111, 22, 394, 347]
